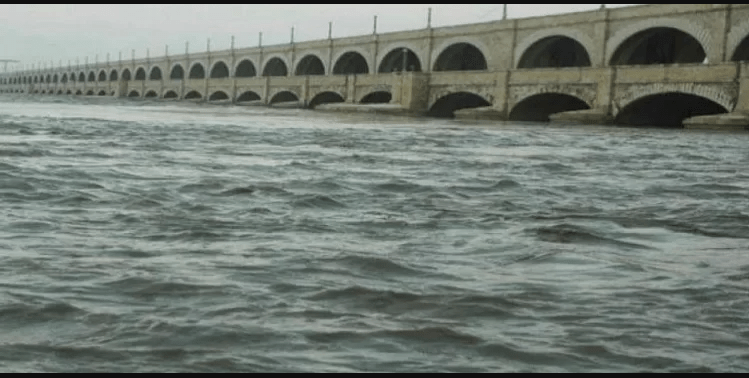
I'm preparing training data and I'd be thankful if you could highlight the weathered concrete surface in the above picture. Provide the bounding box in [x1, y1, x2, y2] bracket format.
[549, 108, 613, 125]
[683, 113, 749, 130]
[453, 106, 506, 120]
[315, 103, 414, 116]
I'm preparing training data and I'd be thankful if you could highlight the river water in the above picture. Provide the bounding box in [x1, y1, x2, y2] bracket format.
[1, 94, 748, 372]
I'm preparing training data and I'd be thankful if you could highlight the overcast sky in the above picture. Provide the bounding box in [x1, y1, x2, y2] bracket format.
[1, 4, 636, 72]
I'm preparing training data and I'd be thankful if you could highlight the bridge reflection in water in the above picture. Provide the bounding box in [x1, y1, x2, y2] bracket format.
[3, 4, 749, 129]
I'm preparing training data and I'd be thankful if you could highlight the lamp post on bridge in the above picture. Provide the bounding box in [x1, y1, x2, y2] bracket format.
[503, 4, 508, 20]
[373, 15, 377, 35]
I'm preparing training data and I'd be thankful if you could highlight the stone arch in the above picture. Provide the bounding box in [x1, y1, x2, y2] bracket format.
[209, 60, 230, 78]
[57, 90, 63, 95]
[134, 67, 146, 80]
[188, 62, 206, 79]
[45, 74, 51, 83]
[262, 56, 289, 77]
[88, 71, 96, 82]
[98, 70, 107, 81]
[75, 90, 82, 95]
[149, 66, 162, 81]
[360, 91, 392, 104]
[606, 18, 712, 65]
[78, 72, 85, 82]
[615, 92, 728, 127]
[208, 91, 230, 101]
[514, 27, 596, 68]
[163, 90, 179, 99]
[517, 36, 591, 68]
[378, 47, 422, 73]
[66, 90, 72, 95]
[235, 59, 257, 77]
[121, 68, 131, 81]
[170, 64, 184, 80]
[432, 42, 488, 71]
[110, 69, 118, 81]
[144, 90, 158, 98]
[294, 54, 326, 76]
[184, 90, 202, 100]
[308, 90, 345, 108]
[728, 19, 749, 61]
[269, 90, 299, 105]
[97, 90, 106, 96]
[512, 84, 596, 110]
[127, 90, 140, 98]
[426, 91, 492, 118]
[614, 83, 734, 116]
[236, 91, 261, 103]
[332, 49, 370, 75]
[509, 93, 590, 122]
[85, 89, 94, 96]
[53, 74, 59, 83]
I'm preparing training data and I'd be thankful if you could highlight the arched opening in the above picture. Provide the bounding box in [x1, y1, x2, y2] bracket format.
[127, 90, 140, 98]
[110, 70, 118, 81]
[57, 90, 63, 95]
[433, 43, 488, 71]
[149, 67, 162, 81]
[98, 71, 107, 81]
[235, 60, 257, 77]
[75, 90, 82, 95]
[85, 90, 94, 96]
[88, 72, 95, 82]
[269, 91, 299, 105]
[53, 74, 58, 83]
[262, 57, 288, 76]
[60, 74, 67, 84]
[170, 64, 184, 80]
[308, 91, 344, 108]
[610, 27, 706, 65]
[66, 90, 72, 95]
[184, 90, 202, 100]
[236, 91, 261, 103]
[360, 91, 392, 104]
[79, 73, 86, 82]
[509, 93, 590, 122]
[731, 35, 749, 61]
[189, 63, 205, 79]
[208, 91, 229, 101]
[144, 90, 158, 98]
[41, 90, 46, 94]
[98, 90, 106, 96]
[33, 76, 38, 84]
[210, 61, 230, 78]
[135, 67, 146, 80]
[517, 36, 591, 68]
[615, 92, 728, 128]
[333, 51, 368, 75]
[378, 48, 421, 73]
[295, 55, 325, 76]
[121, 69, 131, 81]
[163, 90, 179, 99]
[45, 74, 51, 83]
[426, 92, 491, 118]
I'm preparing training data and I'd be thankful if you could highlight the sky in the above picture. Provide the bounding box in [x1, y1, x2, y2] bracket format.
[1, 4, 637, 73]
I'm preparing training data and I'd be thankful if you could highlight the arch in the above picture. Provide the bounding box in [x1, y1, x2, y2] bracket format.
[616, 83, 734, 115]
[184, 90, 202, 100]
[610, 27, 706, 65]
[517, 36, 591, 68]
[88, 71, 95, 82]
[170, 64, 184, 80]
[607, 18, 711, 65]
[615, 92, 728, 127]
[262, 57, 288, 77]
[308, 91, 344, 108]
[45, 74, 51, 83]
[269, 90, 299, 105]
[121, 68, 131, 81]
[66, 90, 72, 95]
[433, 42, 488, 71]
[727, 20, 749, 62]
[110, 69, 118, 81]
[86, 90, 94, 96]
[731, 33, 749, 62]
[208, 91, 230, 101]
[294, 54, 326, 76]
[333, 51, 369, 75]
[188, 63, 205, 79]
[53, 74, 59, 83]
[378, 47, 422, 73]
[33, 76, 38, 83]
[163, 90, 179, 99]
[235, 59, 257, 77]
[97, 90, 106, 96]
[426, 92, 492, 118]
[77, 72, 85, 82]
[135, 67, 146, 80]
[41, 90, 46, 94]
[209, 61, 230, 78]
[509, 93, 590, 122]
[360, 91, 392, 104]
[57, 90, 63, 95]
[144, 90, 158, 98]
[98, 70, 107, 81]
[149, 66, 162, 81]
[75, 90, 82, 95]
[236, 91, 261, 103]
[514, 28, 596, 69]
[127, 90, 140, 98]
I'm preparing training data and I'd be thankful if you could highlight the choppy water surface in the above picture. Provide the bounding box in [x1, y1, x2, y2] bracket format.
[2, 94, 749, 372]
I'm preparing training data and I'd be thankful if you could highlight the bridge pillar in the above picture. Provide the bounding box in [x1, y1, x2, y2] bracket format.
[398, 71, 430, 114]
[346, 75, 356, 103]
[735, 61, 749, 113]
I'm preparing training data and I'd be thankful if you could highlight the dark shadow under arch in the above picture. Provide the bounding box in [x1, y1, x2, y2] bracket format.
[308, 91, 344, 108]
[184, 90, 202, 100]
[427, 92, 491, 118]
[135, 68, 146, 80]
[614, 92, 728, 128]
[110, 70, 118, 81]
[378, 48, 421, 73]
[98, 90, 106, 96]
[121, 69, 131, 81]
[170, 65, 184, 80]
[189, 64, 205, 79]
[235, 60, 257, 77]
[269, 91, 299, 105]
[149, 67, 162, 81]
[333, 51, 368, 75]
[263, 57, 288, 77]
[509, 93, 589, 122]
[127, 90, 140, 98]
[360, 91, 392, 104]
[210, 61, 230, 78]
[236, 91, 261, 103]
[433, 43, 488, 71]
[209, 91, 229, 101]
[144, 90, 158, 98]
[88, 72, 95, 82]
[610, 27, 706, 65]
[295, 55, 326, 76]
[78, 73, 85, 82]
[164, 90, 179, 99]
[731, 34, 749, 61]
[98, 71, 107, 81]
[86, 90, 94, 96]
[75, 90, 82, 95]
[518, 36, 591, 68]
